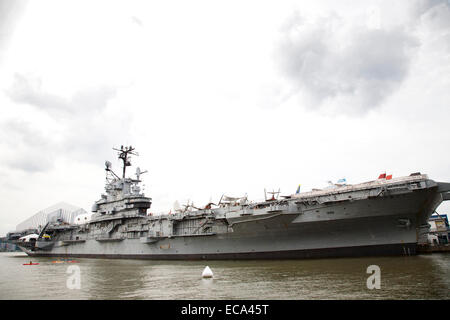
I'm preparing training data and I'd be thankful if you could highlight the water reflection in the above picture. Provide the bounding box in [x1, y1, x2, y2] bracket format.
[83, 259, 150, 299]
[0, 252, 448, 300]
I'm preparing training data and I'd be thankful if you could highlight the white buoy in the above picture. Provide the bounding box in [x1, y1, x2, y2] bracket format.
[202, 266, 213, 278]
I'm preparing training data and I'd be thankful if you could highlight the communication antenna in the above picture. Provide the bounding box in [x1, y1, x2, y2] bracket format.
[135, 167, 148, 181]
[113, 145, 139, 178]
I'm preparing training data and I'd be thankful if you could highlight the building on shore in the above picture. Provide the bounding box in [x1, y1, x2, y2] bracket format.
[428, 213, 449, 245]
[0, 237, 20, 252]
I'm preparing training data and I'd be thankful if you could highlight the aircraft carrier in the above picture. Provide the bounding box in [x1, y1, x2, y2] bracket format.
[17, 146, 450, 259]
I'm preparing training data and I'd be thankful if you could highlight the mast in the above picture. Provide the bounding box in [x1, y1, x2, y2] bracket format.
[112, 145, 138, 178]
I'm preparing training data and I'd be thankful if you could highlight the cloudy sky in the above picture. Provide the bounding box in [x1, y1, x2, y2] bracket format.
[0, 0, 449, 235]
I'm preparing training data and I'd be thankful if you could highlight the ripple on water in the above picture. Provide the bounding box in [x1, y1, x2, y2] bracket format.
[0, 253, 449, 299]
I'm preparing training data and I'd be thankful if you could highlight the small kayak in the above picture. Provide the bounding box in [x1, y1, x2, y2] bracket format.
[52, 260, 65, 264]
[66, 260, 79, 263]
[23, 263, 39, 265]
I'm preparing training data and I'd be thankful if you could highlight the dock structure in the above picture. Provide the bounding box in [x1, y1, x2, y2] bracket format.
[417, 213, 450, 254]
[0, 237, 20, 252]
[417, 244, 450, 254]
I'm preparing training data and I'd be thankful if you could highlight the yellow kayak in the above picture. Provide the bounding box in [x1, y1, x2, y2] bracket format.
[52, 260, 65, 264]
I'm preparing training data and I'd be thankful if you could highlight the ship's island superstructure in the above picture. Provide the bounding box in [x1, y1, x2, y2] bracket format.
[18, 146, 450, 259]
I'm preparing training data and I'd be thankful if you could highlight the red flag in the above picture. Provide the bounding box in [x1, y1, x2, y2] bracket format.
[378, 173, 386, 179]
[386, 174, 392, 180]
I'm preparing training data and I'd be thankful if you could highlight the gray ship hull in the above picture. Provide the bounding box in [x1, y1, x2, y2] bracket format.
[24, 244, 417, 260]
[20, 185, 444, 260]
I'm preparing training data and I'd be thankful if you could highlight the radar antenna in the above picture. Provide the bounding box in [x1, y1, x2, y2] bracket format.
[112, 145, 139, 178]
[135, 167, 148, 181]
[105, 160, 120, 180]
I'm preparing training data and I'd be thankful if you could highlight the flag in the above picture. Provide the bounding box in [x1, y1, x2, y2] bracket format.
[378, 173, 386, 179]
[386, 174, 392, 180]
[296, 185, 301, 194]
[337, 178, 346, 183]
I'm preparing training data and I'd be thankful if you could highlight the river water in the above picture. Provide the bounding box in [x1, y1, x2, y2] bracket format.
[0, 252, 448, 300]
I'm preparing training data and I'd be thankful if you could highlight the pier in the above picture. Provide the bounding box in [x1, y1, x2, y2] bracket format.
[417, 244, 450, 254]
[0, 237, 20, 252]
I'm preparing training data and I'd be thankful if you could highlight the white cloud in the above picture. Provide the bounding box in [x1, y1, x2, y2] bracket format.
[1, 73, 130, 169]
[275, 10, 420, 114]
[0, 119, 55, 172]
